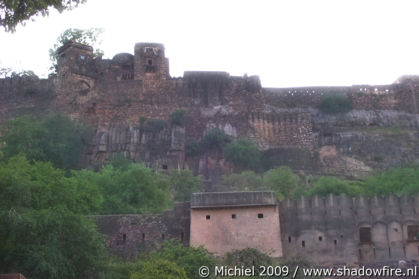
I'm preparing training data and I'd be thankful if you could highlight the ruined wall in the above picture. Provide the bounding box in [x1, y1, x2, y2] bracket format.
[280, 194, 419, 265]
[0, 77, 55, 122]
[93, 203, 190, 258]
[264, 83, 419, 114]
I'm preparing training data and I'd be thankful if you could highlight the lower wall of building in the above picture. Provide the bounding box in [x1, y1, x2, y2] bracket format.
[190, 205, 282, 258]
[280, 194, 419, 265]
[93, 202, 190, 258]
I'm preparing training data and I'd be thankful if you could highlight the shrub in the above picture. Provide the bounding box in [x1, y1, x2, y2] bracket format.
[306, 176, 363, 197]
[185, 140, 201, 157]
[317, 94, 352, 114]
[170, 109, 187, 126]
[170, 169, 202, 202]
[224, 248, 272, 278]
[225, 139, 261, 170]
[222, 171, 265, 191]
[142, 119, 167, 133]
[147, 240, 217, 279]
[263, 166, 302, 200]
[201, 128, 232, 150]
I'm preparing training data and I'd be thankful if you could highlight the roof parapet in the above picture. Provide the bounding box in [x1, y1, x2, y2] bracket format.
[191, 191, 277, 208]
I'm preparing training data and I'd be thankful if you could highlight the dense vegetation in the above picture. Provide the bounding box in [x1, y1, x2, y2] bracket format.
[0, 114, 204, 278]
[1, 114, 91, 169]
[221, 165, 419, 199]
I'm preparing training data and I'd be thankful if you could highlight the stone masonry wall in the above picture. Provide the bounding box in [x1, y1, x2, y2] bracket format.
[93, 203, 190, 259]
[280, 194, 419, 265]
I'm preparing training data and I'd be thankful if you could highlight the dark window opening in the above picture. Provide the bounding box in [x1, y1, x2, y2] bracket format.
[232, 214, 236, 219]
[258, 213, 264, 219]
[206, 215, 210, 220]
[340, 234, 344, 238]
[407, 225, 419, 241]
[123, 234, 126, 243]
[162, 234, 165, 240]
[319, 236, 323, 241]
[302, 240, 305, 248]
[162, 164, 168, 170]
[181, 232, 184, 242]
[288, 236, 292, 243]
[334, 239, 337, 246]
[142, 233, 145, 241]
[148, 59, 153, 66]
[359, 227, 372, 243]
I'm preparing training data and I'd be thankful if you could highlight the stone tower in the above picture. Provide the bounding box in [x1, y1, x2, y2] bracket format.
[56, 42, 95, 78]
[134, 43, 170, 80]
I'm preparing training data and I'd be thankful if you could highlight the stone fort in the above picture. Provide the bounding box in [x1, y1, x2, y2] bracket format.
[1, 42, 419, 265]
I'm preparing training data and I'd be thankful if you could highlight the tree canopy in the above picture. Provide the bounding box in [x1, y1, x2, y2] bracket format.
[0, 0, 85, 32]
[1, 114, 92, 169]
[0, 155, 106, 278]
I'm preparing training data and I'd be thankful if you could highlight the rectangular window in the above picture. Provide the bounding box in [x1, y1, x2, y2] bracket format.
[206, 215, 210, 220]
[258, 213, 264, 219]
[407, 225, 419, 241]
[232, 214, 236, 219]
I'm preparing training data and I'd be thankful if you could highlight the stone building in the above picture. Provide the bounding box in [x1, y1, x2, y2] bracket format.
[190, 192, 282, 258]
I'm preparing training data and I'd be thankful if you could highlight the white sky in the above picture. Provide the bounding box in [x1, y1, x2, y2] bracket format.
[1, 0, 419, 87]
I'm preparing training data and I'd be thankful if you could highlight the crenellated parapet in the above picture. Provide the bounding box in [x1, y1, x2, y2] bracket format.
[280, 193, 419, 264]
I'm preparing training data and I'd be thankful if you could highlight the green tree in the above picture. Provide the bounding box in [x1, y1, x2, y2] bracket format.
[170, 169, 202, 202]
[96, 163, 170, 214]
[361, 166, 419, 196]
[224, 248, 273, 279]
[1, 114, 91, 169]
[263, 166, 301, 200]
[225, 139, 261, 170]
[130, 258, 188, 279]
[201, 128, 232, 151]
[306, 176, 363, 197]
[222, 171, 265, 191]
[170, 109, 188, 126]
[0, 0, 85, 32]
[148, 240, 217, 279]
[49, 28, 104, 74]
[0, 155, 106, 278]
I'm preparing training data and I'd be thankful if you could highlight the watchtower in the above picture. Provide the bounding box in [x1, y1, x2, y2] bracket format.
[56, 42, 95, 78]
[134, 43, 170, 80]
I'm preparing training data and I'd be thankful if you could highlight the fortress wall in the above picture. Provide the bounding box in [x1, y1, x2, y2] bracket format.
[264, 84, 419, 114]
[280, 194, 419, 265]
[93, 202, 190, 259]
[0, 77, 55, 122]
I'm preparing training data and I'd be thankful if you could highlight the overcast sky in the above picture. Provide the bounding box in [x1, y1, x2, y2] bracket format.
[1, 0, 419, 87]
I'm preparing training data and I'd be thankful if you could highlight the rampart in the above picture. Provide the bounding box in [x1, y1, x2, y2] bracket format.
[280, 194, 419, 264]
[93, 193, 419, 265]
[93, 202, 190, 258]
[264, 83, 419, 114]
